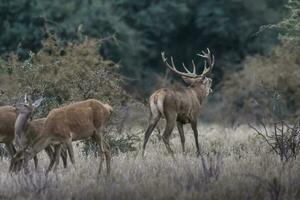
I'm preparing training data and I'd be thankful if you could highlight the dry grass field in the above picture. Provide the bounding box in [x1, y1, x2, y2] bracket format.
[1, 124, 300, 200]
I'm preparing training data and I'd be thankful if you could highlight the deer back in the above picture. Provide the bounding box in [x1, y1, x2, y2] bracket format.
[43, 99, 112, 140]
[154, 88, 202, 119]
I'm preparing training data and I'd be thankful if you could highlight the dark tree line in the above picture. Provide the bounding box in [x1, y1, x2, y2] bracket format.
[0, 0, 287, 95]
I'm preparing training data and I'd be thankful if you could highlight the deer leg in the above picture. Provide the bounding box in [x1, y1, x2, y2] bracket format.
[11, 137, 52, 173]
[66, 141, 75, 168]
[142, 113, 161, 156]
[191, 121, 200, 156]
[94, 130, 111, 175]
[53, 144, 62, 172]
[33, 156, 38, 170]
[45, 146, 55, 174]
[98, 144, 105, 175]
[61, 145, 68, 168]
[23, 160, 30, 175]
[103, 139, 111, 175]
[177, 122, 185, 153]
[94, 132, 105, 175]
[162, 116, 176, 155]
[6, 143, 16, 172]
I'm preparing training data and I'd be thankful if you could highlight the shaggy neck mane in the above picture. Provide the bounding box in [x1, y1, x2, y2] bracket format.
[190, 84, 209, 104]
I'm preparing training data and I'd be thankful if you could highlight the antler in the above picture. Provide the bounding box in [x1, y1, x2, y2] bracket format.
[161, 48, 214, 78]
[24, 94, 29, 104]
[197, 48, 214, 77]
[161, 52, 198, 78]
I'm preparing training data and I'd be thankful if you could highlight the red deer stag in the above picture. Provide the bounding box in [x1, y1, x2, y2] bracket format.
[142, 48, 214, 156]
[11, 99, 113, 175]
[0, 105, 67, 172]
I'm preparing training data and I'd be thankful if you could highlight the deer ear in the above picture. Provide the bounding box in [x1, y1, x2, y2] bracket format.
[32, 97, 44, 109]
[181, 76, 195, 85]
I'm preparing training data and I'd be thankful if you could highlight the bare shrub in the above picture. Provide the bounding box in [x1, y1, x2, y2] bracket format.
[0, 144, 8, 159]
[250, 119, 300, 162]
[246, 174, 284, 200]
[200, 153, 223, 183]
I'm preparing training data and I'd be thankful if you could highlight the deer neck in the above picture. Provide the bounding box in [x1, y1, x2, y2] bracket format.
[14, 113, 30, 150]
[190, 84, 209, 104]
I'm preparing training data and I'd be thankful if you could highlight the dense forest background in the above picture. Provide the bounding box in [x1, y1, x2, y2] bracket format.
[0, 0, 299, 125]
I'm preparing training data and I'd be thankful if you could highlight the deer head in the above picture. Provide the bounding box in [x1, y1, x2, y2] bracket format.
[15, 95, 44, 116]
[161, 48, 214, 96]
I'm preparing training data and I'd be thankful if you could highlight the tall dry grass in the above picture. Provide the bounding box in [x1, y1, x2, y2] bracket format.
[1, 124, 300, 200]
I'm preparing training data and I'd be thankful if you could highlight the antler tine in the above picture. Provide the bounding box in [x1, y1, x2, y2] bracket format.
[161, 52, 167, 62]
[196, 48, 214, 77]
[170, 57, 176, 69]
[161, 52, 196, 78]
[202, 60, 210, 75]
[182, 63, 192, 74]
[192, 60, 196, 74]
[24, 94, 28, 103]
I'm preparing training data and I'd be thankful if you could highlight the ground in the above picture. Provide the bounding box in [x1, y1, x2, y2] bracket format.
[0, 124, 300, 200]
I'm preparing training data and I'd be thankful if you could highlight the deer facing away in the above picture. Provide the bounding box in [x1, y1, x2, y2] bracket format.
[142, 49, 214, 156]
[11, 99, 113, 175]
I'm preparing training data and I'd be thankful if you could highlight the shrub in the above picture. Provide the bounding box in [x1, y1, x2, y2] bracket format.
[0, 33, 137, 155]
[218, 43, 300, 125]
[0, 33, 128, 110]
[250, 118, 300, 162]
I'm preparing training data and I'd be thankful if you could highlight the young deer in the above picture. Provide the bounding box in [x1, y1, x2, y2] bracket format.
[142, 49, 214, 156]
[10, 97, 68, 173]
[11, 99, 112, 175]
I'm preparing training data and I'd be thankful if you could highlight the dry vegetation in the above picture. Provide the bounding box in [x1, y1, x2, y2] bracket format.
[1, 124, 300, 200]
[209, 43, 300, 125]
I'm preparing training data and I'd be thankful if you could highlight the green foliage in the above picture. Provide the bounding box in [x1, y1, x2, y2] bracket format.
[0, 34, 127, 112]
[275, 0, 300, 42]
[0, 33, 144, 155]
[208, 0, 300, 124]
[0, 0, 286, 94]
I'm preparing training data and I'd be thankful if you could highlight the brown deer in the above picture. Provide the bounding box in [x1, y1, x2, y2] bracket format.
[0, 106, 20, 159]
[10, 97, 68, 173]
[0, 105, 67, 171]
[11, 99, 112, 175]
[142, 48, 214, 156]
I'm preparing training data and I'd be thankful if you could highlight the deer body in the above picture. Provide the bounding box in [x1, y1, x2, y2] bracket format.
[12, 99, 112, 174]
[42, 100, 112, 142]
[143, 49, 214, 156]
[0, 106, 18, 156]
[151, 87, 207, 123]
[0, 106, 67, 171]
